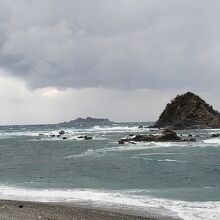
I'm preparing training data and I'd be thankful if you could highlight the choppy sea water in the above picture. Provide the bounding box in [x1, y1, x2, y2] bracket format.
[0, 122, 219, 219]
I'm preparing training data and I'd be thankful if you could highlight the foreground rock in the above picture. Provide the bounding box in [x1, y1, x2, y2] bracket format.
[118, 128, 195, 144]
[151, 92, 220, 129]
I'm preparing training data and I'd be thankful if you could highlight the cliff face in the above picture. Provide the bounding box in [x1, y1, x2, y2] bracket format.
[152, 92, 220, 129]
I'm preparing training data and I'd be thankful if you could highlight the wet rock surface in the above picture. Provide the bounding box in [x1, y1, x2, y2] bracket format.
[118, 128, 196, 144]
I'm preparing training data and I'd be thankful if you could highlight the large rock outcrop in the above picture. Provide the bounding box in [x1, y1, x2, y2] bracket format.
[152, 92, 220, 129]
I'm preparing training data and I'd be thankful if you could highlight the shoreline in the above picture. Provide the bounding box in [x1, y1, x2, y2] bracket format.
[0, 199, 181, 220]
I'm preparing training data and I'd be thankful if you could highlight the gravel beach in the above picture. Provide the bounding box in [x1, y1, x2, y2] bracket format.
[0, 200, 180, 220]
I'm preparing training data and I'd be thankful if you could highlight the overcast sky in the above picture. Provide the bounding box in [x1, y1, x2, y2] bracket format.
[0, 0, 220, 124]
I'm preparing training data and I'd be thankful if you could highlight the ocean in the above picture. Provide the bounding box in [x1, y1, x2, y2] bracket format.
[0, 122, 219, 219]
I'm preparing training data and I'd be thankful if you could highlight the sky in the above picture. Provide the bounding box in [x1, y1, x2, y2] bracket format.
[0, 0, 220, 124]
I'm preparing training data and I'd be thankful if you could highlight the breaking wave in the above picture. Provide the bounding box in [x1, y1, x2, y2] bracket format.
[0, 185, 218, 220]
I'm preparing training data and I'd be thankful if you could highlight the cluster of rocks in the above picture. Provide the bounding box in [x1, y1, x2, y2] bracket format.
[39, 130, 92, 140]
[118, 128, 196, 144]
[151, 92, 220, 130]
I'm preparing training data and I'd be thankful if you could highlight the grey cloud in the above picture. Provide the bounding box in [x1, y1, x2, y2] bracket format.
[0, 0, 220, 90]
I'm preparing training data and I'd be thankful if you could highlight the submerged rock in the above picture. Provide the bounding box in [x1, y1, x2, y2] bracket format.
[118, 128, 195, 144]
[77, 135, 92, 140]
[59, 130, 65, 135]
[84, 136, 92, 140]
[151, 92, 220, 129]
[211, 133, 220, 137]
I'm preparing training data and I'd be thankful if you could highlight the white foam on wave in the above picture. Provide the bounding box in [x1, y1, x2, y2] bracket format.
[133, 157, 189, 163]
[138, 152, 185, 156]
[0, 125, 144, 138]
[64, 149, 96, 158]
[0, 185, 219, 220]
[56, 125, 145, 134]
[101, 142, 186, 152]
[64, 139, 220, 159]
[203, 138, 220, 144]
[91, 125, 145, 133]
[64, 145, 163, 159]
[0, 131, 41, 137]
[64, 142, 193, 159]
[156, 159, 189, 163]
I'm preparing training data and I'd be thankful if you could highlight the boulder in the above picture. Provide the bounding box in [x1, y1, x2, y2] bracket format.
[211, 133, 220, 137]
[84, 136, 92, 140]
[59, 130, 65, 135]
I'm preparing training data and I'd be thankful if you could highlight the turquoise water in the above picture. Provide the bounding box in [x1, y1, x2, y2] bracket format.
[0, 123, 219, 219]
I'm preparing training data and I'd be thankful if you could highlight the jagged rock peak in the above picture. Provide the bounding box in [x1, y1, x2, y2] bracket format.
[152, 92, 220, 129]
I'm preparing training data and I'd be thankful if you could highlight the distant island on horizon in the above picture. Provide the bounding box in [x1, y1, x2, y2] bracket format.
[58, 117, 114, 126]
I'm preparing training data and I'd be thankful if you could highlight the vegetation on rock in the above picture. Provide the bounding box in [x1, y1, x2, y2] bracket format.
[152, 92, 220, 129]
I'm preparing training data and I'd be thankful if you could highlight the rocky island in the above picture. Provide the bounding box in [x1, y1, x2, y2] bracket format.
[59, 117, 113, 126]
[151, 92, 220, 129]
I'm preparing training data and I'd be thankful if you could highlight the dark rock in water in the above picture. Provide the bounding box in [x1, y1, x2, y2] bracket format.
[162, 128, 176, 135]
[38, 133, 44, 136]
[77, 135, 92, 140]
[211, 133, 220, 137]
[138, 125, 144, 129]
[188, 134, 192, 137]
[189, 138, 197, 142]
[118, 139, 125, 144]
[50, 134, 55, 137]
[62, 137, 68, 140]
[151, 92, 220, 129]
[159, 132, 181, 141]
[84, 136, 92, 140]
[118, 128, 195, 144]
[59, 130, 65, 135]
[57, 135, 61, 137]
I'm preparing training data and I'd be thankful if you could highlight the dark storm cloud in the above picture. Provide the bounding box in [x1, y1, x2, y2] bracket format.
[0, 0, 220, 90]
